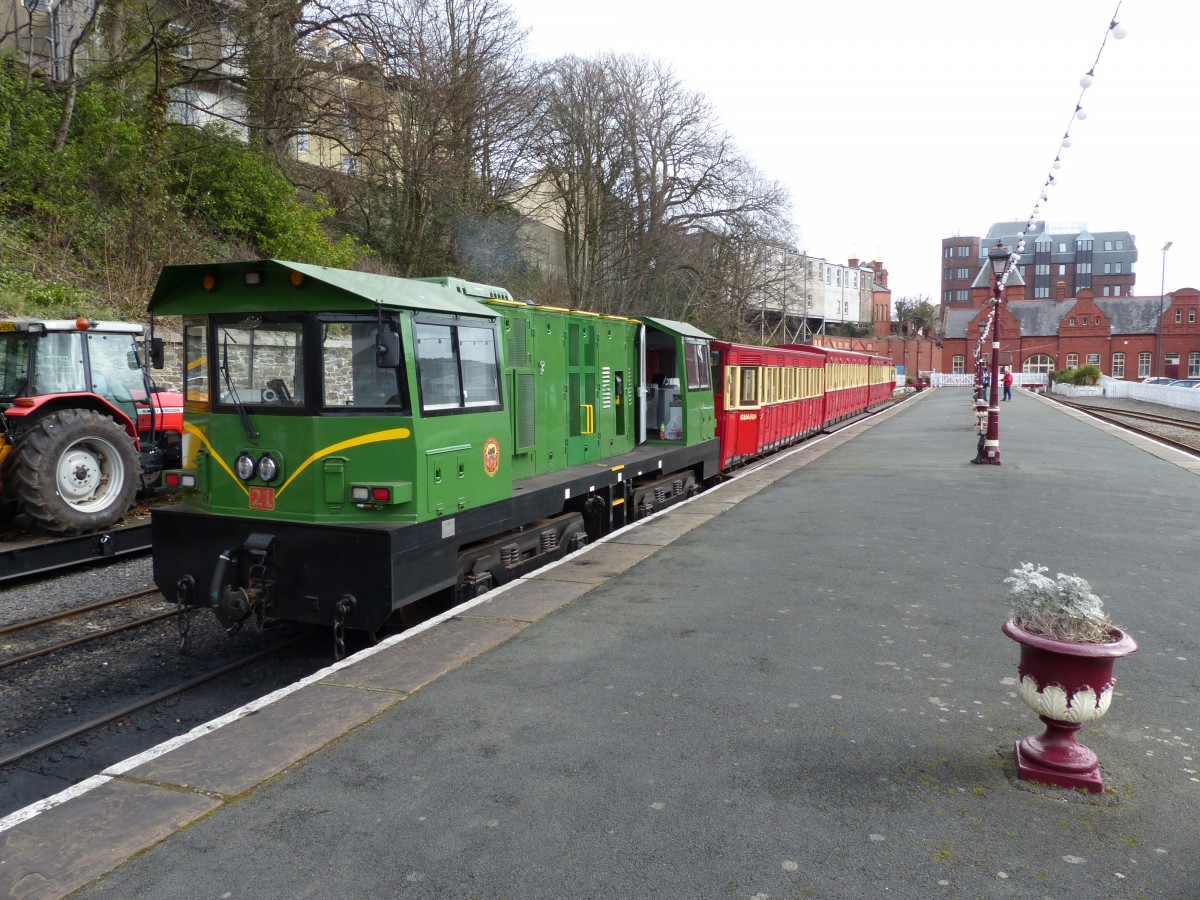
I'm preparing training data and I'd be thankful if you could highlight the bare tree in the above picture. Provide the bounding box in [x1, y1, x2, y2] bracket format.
[527, 54, 628, 306]
[307, 0, 537, 275]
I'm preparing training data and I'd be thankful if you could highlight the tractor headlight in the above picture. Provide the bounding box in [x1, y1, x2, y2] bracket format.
[257, 453, 279, 483]
[235, 452, 256, 482]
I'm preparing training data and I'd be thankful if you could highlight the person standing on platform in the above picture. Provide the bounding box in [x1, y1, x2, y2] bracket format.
[1002, 368, 1014, 401]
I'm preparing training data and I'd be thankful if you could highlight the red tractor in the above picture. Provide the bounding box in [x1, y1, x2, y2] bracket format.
[0, 317, 184, 534]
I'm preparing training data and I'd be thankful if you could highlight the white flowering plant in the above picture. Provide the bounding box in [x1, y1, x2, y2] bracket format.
[1004, 562, 1117, 643]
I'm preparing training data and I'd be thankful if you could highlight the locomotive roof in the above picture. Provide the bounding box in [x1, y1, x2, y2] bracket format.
[0, 318, 143, 334]
[149, 260, 501, 319]
[641, 316, 714, 340]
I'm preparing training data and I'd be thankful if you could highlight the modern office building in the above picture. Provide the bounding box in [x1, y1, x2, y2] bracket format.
[942, 222, 1137, 304]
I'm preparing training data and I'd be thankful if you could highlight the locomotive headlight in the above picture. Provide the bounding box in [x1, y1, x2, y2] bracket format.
[256, 453, 279, 483]
[235, 452, 256, 482]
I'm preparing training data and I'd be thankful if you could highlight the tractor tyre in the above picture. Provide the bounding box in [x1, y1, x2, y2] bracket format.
[0, 454, 18, 526]
[11, 409, 139, 534]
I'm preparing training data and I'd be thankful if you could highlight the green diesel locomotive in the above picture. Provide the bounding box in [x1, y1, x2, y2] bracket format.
[150, 260, 719, 644]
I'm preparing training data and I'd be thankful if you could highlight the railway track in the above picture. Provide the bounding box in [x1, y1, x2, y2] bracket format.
[1048, 395, 1200, 456]
[0, 586, 169, 671]
[0, 631, 314, 769]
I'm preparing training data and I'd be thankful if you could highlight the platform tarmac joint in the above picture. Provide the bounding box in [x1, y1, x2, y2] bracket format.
[4, 387, 1200, 898]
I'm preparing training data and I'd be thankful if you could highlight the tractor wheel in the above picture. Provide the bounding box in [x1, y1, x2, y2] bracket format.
[11, 409, 139, 534]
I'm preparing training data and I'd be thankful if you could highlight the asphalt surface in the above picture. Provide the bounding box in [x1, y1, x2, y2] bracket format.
[18, 388, 1200, 898]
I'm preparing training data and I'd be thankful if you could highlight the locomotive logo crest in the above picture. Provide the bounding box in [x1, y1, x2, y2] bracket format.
[483, 437, 501, 477]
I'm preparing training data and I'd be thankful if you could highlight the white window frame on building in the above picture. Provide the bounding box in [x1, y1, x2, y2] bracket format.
[1190, 352, 1200, 378]
[1023, 355, 1055, 374]
[1066, 353, 1079, 369]
[952, 356, 965, 374]
[1166, 352, 1180, 367]
[1112, 352, 1125, 378]
[1138, 352, 1152, 378]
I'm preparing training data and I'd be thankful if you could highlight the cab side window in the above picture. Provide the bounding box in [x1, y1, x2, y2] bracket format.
[414, 319, 501, 415]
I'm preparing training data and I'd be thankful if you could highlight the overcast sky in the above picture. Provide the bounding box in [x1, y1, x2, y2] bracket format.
[505, 0, 1196, 307]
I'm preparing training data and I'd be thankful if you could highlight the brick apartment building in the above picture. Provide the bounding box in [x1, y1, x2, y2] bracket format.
[940, 262, 1200, 381]
[942, 221, 1137, 304]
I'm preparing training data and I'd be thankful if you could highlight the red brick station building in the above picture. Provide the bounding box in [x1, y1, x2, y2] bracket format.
[940, 267, 1200, 382]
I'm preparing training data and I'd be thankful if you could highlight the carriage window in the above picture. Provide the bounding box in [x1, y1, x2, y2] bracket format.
[414, 319, 500, 414]
[321, 319, 408, 411]
[684, 339, 711, 391]
[740, 368, 758, 406]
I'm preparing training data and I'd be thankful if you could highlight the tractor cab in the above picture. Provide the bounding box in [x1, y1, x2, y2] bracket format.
[0, 318, 182, 533]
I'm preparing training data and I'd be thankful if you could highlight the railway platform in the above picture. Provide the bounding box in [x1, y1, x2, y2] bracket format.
[4, 386, 1200, 898]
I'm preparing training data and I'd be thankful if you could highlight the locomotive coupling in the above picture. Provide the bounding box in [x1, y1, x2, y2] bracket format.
[208, 532, 279, 632]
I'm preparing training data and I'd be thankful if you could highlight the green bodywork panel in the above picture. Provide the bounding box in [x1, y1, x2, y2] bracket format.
[492, 305, 640, 480]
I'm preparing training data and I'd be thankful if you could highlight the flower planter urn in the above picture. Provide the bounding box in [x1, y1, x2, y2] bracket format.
[1003, 619, 1138, 792]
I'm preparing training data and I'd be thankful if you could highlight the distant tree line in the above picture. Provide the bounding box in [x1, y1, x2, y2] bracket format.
[1, 0, 794, 337]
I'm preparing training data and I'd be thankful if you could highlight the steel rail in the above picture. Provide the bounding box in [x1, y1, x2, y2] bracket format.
[0, 608, 178, 671]
[0, 586, 160, 638]
[1049, 396, 1200, 457]
[0, 633, 313, 770]
[1057, 401, 1200, 432]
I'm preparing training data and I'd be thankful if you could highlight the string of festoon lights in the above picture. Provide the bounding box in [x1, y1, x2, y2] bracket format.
[974, 2, 1128, 369]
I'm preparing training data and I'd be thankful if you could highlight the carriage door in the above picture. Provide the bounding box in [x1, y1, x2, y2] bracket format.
[566, 321, 599, 466]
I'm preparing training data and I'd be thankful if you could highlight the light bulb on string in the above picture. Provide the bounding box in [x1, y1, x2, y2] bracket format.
[1111, 21, 1127, 39]
[1080, 69, 1095, 88]
[1052, 158, 1061, 169]
[1076, 106, 1088, 120]
[1061, 135, 1072, 148]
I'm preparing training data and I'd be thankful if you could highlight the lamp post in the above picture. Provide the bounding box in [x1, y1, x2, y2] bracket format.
[974, 243, 1008, 465]
[1157, 241, 1173, 378]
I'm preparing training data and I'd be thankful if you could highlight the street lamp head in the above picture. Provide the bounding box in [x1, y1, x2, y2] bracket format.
[1163, 241, 1173, 252]
[988, 242, 1010, 277]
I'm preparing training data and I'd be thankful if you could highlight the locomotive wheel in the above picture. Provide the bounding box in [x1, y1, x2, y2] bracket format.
[11, 409, 139, 534]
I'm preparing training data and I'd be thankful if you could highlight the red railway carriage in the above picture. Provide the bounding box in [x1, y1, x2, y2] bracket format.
[776, 345, 893, 424]
[867, 354, 898, 407]
[711, 341, 825, 469]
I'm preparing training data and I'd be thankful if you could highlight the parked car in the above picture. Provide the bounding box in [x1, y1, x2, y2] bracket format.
[1142, 376, 1175, 384]
[1165, 379, 1200, 388]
